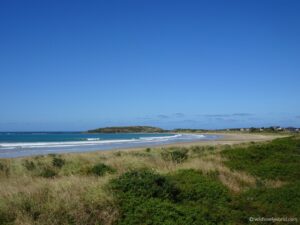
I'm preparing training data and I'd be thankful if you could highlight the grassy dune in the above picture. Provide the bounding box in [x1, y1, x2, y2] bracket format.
[0, 136, 299, 224]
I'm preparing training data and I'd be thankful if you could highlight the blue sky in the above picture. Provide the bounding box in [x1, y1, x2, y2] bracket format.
[0, 0, 300, 131]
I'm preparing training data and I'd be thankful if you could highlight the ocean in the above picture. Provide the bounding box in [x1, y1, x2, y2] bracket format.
[0, 132, 220, 158]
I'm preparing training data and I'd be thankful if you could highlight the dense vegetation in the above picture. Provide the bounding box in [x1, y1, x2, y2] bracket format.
[0, 136, 299, 224]
[87, 126, 166, 133]
[222, 136, 300, 181]
[222, 136, 300, 221]
[111, 169, 236, 225]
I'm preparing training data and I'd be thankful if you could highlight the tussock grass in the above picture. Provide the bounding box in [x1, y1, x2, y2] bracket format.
[0, 176, 117, 225]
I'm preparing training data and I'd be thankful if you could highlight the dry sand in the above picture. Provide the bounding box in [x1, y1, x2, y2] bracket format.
[94, 133, 287, 154]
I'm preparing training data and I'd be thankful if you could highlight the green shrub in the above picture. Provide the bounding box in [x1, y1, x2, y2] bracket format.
[145, 147, 151, 152]
[0, 205, 15, 225]
[0, 161, 9, 176]
[40, 167, 57, 178]
[21, 197, 41, 221]
[52, 157, 65, 168]
[223, 145, 232, 150]
[89, 163, 115, 176]
[131, 152, 149, 157]
[170, 170, 230, 204]
[207, 146, 215, 151]
[161, 148, 189, 163]
[117, 197, 232, 225]
[23, 160, 36, 171]
[34, 155, 44, 160]
[190, 146, 205, 154]
[237, 181, 300, 218]
[111, 169, 179, 200]
[114, 151, 122, 157]
[111, 169, 237, 225]
[0, 162, 4, 171]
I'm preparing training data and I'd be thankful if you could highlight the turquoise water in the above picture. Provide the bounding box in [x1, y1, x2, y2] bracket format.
[0, 132, 220, 158]
[0, 132, 173, 143]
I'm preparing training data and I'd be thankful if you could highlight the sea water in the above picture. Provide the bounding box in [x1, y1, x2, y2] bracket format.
[0, 132, 220, 158]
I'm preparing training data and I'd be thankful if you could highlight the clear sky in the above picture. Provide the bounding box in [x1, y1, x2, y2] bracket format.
[0, 0, 300, 131]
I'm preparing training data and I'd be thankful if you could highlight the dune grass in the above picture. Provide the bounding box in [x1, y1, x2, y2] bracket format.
[0, 136, 299, 224]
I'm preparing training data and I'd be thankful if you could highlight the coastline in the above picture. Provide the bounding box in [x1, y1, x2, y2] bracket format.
[61, 132, 286, 158]
[0, 133, 287, 159]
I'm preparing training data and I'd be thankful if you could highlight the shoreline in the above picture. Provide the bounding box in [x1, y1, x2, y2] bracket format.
[60, 132, 286, 158]
[0, 133, 287, 159]
[0, 133, 210, 158]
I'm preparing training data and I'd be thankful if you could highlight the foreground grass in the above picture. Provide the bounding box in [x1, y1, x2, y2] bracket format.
[0, 136, 299, 224]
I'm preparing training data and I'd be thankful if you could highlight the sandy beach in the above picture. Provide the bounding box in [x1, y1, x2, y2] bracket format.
[91, 132, 286, 155]
[0, 132, 287, 159]
[167, 133, 284, 146]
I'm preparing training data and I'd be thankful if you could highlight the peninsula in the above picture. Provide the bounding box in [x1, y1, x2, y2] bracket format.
[87, 126, 166, 133]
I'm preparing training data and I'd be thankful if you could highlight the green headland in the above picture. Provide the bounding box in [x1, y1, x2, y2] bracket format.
[87, 126, 166, 133]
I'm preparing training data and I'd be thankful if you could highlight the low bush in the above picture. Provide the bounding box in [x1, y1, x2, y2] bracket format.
[23, 160, 36, 171]
[190, 146, 205, 154]
[161, 148, 189, 163]
[52, 157, 65, 168]
[237, 181, 300, 219]
[39, 167, 57, 178]
[170, 170, 230, 204]
[131, 152, 149, 157]
[0, 162, 8, 171]
[89, 163, 115, 176]
[0, 161, 9, 177]
[0, 203, 15, 225]
[0, 162, 4, 171]
[111, 169, 179, 200]
[207, 146, 215, 151]
[114, 151, 122, 157]
[116, 197, 233, 225]
[111, 169, 237, 225]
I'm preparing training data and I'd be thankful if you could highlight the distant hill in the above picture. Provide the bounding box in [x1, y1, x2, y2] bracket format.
[87, 126, 166, 133]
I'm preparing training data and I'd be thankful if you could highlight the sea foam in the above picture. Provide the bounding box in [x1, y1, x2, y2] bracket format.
[0, 134, 207, 149]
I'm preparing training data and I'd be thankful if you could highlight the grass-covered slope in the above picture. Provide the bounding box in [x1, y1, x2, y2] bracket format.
[87, 126, 165, 133]
[221, 136, 300, 181]
[0, 136, 299, 224]
[221, 136, 300, 221]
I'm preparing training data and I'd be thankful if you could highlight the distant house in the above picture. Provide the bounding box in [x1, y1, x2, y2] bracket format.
[285, 127, 299, 132]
